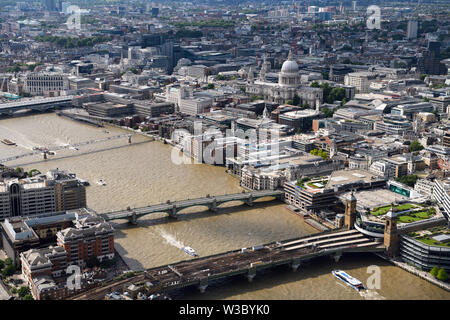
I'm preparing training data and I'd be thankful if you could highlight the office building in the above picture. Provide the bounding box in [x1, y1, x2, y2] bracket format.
[0, 169, 86, 221]
[406, 20, 418, 40]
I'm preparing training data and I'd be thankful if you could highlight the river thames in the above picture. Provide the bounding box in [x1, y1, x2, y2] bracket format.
[0, 113, 449, 300]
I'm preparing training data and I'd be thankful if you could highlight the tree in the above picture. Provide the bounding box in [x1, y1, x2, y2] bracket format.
[18, 286, 30, 298]
[329, 87, 345, 103]
[207, 83, 215, 89]
[286, 100, 293, 105]
[14, 167, 24, 174]
[320, 83, 332, 103]
[396, 174, 418, 187]
[2, 264, 15, 278]
[310, 149, 328, 160]
[420, 74, 427, 81]
[293, 94, 300, 106]
[409, 141, 424, 152]
[322, 107, 334, 118]
[310, 81, 320, 88]
[22, 294, 34, 300]
[0, 259, 4, 270]
[430, 266, 439, 277]
[437, 268, 448, 282]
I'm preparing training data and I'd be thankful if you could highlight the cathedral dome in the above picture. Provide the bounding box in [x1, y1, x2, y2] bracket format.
[281, 60, 299, 73]
[281, 50, 298, 74]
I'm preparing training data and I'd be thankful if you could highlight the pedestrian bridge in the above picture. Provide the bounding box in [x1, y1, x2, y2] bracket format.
[103, 190, 284, 223]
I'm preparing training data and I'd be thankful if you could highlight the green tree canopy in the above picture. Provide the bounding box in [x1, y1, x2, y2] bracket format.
[322, 107, 334, 118]
[437, 268, 448, 281]
[2, 264, 16, 278]
[430, 266, 439, 277]
[395, 174, 418, 187]
[18, 286, 30, 298]
[310, 149, 328, 160]
[409, 141, 424, 152]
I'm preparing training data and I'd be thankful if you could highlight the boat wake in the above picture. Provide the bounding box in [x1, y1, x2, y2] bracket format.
[359, 289, 386, 300]
[155, 227, 185, 249]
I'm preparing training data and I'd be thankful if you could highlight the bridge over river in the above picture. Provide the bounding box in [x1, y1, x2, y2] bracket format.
[70, 229, 385, 300]
[0, 96, 73, 115]
[103, 190, 284, 223]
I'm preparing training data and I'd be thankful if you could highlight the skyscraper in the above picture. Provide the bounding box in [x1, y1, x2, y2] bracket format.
[406, 20, 418, 40]
[418, 41, 447, 75]
[43, 0, 57, 11]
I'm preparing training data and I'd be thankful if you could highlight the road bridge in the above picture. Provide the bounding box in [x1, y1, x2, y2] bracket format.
[103, 190, 285, 223]
[70, 229, 384, 300]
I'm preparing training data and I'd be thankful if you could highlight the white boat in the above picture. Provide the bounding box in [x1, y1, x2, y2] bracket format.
[332, 270, 366, 291]
[69, 146, 79, 151]
[97, 179, 106, 186]
[182, 246, 198, 257]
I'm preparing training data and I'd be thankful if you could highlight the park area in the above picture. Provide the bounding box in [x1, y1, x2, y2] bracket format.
[370, 203, 436, 223]
[409, 226, 450, 248]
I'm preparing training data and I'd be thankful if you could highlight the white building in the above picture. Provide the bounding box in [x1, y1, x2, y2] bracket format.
[344, 72, 378, 93]
[433, 179, 450, 220]
[163, 86, 213, 116]
[246, 51, 323, 107]
[23, 73, 68, 95]
[369, 160, 395, 179]
[414, 179, 434, 197]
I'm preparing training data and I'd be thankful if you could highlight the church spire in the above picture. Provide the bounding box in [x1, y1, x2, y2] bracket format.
[288, 49, 293, 61]
[247, 66, 254, 84]
[263, 105, 269, 119]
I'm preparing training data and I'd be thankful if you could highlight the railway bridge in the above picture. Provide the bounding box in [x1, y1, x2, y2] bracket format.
[70, 229, 385, 300]
[0, 96, 73, 115]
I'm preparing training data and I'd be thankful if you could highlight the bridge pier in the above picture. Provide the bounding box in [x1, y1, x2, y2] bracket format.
[198, 278, 208, 293]
[247, 268, 256, 282]
[331, 252, 342, 263]
[128, 136, 132, 144]
[43, 152, 47, 160]
[291, 259, 302, 272]
[168, 206, 178, 219]
[245, 194, 254, 207]
[129, 212, 137, 225]
[209, 199, 218, 213]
